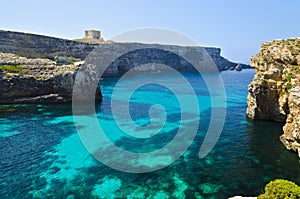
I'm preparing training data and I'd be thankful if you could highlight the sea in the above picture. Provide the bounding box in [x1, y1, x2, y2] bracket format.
[1, 69, 300, 199]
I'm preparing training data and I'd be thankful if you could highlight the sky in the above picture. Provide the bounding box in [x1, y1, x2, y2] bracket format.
[1, 0, 300, 64]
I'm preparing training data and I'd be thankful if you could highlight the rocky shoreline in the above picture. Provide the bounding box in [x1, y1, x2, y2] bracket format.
[0, 30, 249, 72]
[0, 30, 250, 104]
[0, 52, 102, 103]
[247, 37, 300, 157]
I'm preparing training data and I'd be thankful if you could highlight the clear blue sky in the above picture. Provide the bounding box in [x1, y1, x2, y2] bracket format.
[1, 0, 299, 64]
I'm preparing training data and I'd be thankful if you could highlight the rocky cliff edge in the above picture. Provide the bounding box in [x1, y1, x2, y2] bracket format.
[246, 38, 300, 157]
[0, 52, 102, 103]
[0, 30, 249, 104]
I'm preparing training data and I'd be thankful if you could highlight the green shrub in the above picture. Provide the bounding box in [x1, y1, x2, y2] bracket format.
[258, 179, 300, 199]
[291, 65, 300, 73]
[291, 57, 298, 65]
[288, 45, 294, 51]
[263, 56, 268, 62]
[286, 82, 293, 90]
[260, 79, 267, 84]
[54, 56, 81, 65]
[0, 65, 22, 73]
[286, 73, 295, 81]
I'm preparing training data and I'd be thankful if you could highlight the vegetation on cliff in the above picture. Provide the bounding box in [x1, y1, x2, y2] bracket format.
[258, 179, 300, 199]
[0, 30, 249, 72]
[0, 65, 23, 73]
[0, 52, 103, 103]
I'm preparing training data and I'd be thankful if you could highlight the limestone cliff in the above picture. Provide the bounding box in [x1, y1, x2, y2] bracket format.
[0, 30, 249, 104]
[0, 30, 249, 73]
[247, 38, 300, 157]
[0, 53, 102, 103]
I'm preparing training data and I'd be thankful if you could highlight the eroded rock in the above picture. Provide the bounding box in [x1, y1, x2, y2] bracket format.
[0, 53, 102, 103]
[247, 37, 300, 157]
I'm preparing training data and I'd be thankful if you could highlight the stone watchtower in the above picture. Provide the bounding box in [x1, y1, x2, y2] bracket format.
[85, 30, 101, 40]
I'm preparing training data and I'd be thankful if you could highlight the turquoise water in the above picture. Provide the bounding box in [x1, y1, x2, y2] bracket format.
[1, 69, 300, 198]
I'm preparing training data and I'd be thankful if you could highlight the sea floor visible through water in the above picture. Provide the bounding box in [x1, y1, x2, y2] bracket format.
[1, 69, 300, 199]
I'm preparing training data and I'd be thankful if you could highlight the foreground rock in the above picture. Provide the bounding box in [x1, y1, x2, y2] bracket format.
[0, 53, 102, 103]
[247, 37, 300, 157]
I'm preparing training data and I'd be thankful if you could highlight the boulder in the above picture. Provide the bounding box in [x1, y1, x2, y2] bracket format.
[235, 64, 243, 71]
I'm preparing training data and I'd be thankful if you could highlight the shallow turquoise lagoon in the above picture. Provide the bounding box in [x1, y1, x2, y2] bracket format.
[1, 70, 300, 198]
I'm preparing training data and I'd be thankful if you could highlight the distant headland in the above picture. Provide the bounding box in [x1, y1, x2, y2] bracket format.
[0, 29, 250, 103]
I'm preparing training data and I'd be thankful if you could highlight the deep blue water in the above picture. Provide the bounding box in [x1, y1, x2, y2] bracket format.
[1, 69, 300, 199]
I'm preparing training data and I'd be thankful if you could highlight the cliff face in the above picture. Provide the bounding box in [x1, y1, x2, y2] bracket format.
[0, 30, 249, 103]
[0, 53, 102, 103]
[0, 30, 94, 59]
[0, 30, 249, 74]
[92, 43, 249, 77]
[247, 38, 300, 157]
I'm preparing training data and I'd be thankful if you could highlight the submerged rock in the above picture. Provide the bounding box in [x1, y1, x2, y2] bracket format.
[92, 176, 122, 199]
[246, 37, 300, 157]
